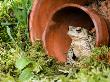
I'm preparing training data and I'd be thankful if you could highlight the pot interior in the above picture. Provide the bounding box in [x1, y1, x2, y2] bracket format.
[45, 6, 95, 62]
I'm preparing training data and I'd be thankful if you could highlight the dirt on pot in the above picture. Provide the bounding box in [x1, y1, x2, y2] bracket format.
[90, 0, 110, 22]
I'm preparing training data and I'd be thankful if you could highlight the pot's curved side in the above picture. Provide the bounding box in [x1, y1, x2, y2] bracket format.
[76, 5, 109, 46]
[29, 0, 93, 42]
[29, 0, 41, 42]
[75, 5, 109, 46]
[42, 4, 109, 62]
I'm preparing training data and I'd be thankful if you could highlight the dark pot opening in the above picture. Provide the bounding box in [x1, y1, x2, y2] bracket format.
[52, 6, 94, 29]
[51, 6, 95, 51]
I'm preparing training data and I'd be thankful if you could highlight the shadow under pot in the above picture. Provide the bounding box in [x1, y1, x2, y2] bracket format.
[42, 4, 109, 63]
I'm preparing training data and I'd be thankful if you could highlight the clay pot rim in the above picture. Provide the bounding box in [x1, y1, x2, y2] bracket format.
[42, 4, 109, 51]
[29, 0, 42, 42]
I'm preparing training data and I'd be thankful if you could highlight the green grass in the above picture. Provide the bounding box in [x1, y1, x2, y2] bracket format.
[1, 0, 110, 82]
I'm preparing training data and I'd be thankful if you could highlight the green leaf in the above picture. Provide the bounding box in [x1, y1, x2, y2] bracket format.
[6, 26, 15, 42]
[15, 57, 31, 70]
[19, 68, 33, 82]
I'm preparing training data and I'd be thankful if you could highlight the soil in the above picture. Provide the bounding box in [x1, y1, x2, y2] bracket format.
[90, 0, 110, 23]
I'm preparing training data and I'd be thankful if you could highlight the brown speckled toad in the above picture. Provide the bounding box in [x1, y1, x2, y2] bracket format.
[67, 26, 95, 64]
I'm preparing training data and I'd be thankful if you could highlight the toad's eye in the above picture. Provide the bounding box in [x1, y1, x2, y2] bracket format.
[76, 27, 81, 33]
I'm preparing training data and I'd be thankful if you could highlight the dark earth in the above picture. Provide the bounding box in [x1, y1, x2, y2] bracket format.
[90, 0, 110, 24]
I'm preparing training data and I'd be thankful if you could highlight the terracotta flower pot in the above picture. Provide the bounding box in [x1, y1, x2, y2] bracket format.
[29, 0, 93, 42]
[42, 4, 109, 62]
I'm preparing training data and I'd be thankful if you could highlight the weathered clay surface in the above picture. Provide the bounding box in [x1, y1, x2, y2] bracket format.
[90, 0, 110, 22]
[90, 0, 110, 42]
